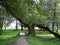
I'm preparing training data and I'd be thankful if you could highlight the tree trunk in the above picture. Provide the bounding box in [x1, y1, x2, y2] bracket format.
[15, 19, 18, 30]
[52, 23, 55, 31]
[4, 24, 6, 30]
[52, 2, 56, 31]
[4, 25, 6, 30]
[0, 19, 3, 34]
[28, 25, 35, 36]
[41, 28, 43, 31]
[34, 24, 60, 39]
[21, 23, 23, 31]
[56, 25, 58, 33]
[41, 26, 60, 39]
[0, 25, 2, 34]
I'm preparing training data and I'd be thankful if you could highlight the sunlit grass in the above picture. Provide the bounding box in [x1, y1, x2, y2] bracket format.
[26, 36, 60, 45]
[36, 34, 54, 38]
[26, 31, 60, 45]
[0, 30, 20, 45]
[0, 30, 19, 40]
[58, 30, 60, 34]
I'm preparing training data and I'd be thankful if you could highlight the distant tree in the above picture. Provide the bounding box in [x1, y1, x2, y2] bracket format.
[0, 4, 4, 34]
[1, 0, 60, 39]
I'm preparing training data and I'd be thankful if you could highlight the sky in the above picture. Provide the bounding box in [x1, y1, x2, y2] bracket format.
[3, 20, 39, 29]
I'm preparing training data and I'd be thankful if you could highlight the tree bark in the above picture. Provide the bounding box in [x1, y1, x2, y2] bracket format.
[56, 25, 58, 33]
[37, 25, 60, 39]
[32, 24, 60, 39]
[41, 28, 43, 31]
[1, 0, 60, 39]
[52, 2, 56, 31]
[0, 19, 3, 34]
[28, 25, 35, 36]
[0, 25, 2, 34]
[15, 19, 18, 30]
[21, 23, 23, 31]
[4, 25, 6, 30]
[52, 23, 55, 31]
[43, 27, 60, 39]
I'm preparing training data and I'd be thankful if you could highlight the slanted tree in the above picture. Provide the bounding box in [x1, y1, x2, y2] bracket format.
[1, 0, 60, 39]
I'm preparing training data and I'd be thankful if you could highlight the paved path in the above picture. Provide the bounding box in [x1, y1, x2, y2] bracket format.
[13, 32, 29, 45]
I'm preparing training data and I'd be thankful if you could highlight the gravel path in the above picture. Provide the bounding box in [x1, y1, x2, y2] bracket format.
[13, 32, 29, 45]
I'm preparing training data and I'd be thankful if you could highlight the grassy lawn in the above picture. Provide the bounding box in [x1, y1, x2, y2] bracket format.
[0, 30, 20, 45]
[26, 31, 60, 45]
[35, 31, 54, 38]
[58, 30, 60, 34]
[26, 36, 60, 45]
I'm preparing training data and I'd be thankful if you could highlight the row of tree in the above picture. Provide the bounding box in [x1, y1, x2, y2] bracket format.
[0, 0, 60, 39]
[0, 3, 20, 34]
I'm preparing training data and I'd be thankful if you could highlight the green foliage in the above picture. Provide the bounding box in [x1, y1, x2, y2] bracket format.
[1, 0, 44, 25]
[1, 0, 60, 28]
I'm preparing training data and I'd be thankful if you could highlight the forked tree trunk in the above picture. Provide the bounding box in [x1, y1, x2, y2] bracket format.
[28, 25, 35, 36]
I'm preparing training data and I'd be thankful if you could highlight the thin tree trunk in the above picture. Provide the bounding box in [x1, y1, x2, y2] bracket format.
[0, 4, 3, 34]
[15, 19, 18, 30]
[52, 2, 56, 31]
[21, 23, 23, 31]
[52, 23, 55, 31]
[56, 25, 58, 33]
[4, 25, 6, 30]
[41, 28, 43, 31]
[0, 19, 3, 34]
[0, 24, 2, 34]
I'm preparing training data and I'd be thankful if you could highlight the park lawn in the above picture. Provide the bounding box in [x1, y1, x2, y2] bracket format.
[0, 30, 20, 45]
[26, 36, 60, 45]
[58, 30, 60, 34]
[36, 31, 54, 38]
[26, 31, 60, 45]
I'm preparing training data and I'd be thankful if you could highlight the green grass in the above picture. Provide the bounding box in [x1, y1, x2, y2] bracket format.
[36, 31, 54, 38]
[36, 34, 54, 38]
[26, 36, 60, 45]
[58, 30, 60, 34]
[0, 37, 18, 45]
[0, 30, 20, 45]
[26, 31, 60, 45]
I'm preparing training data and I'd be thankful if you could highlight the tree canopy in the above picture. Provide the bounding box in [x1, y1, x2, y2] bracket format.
[0, 0, 60, 39]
